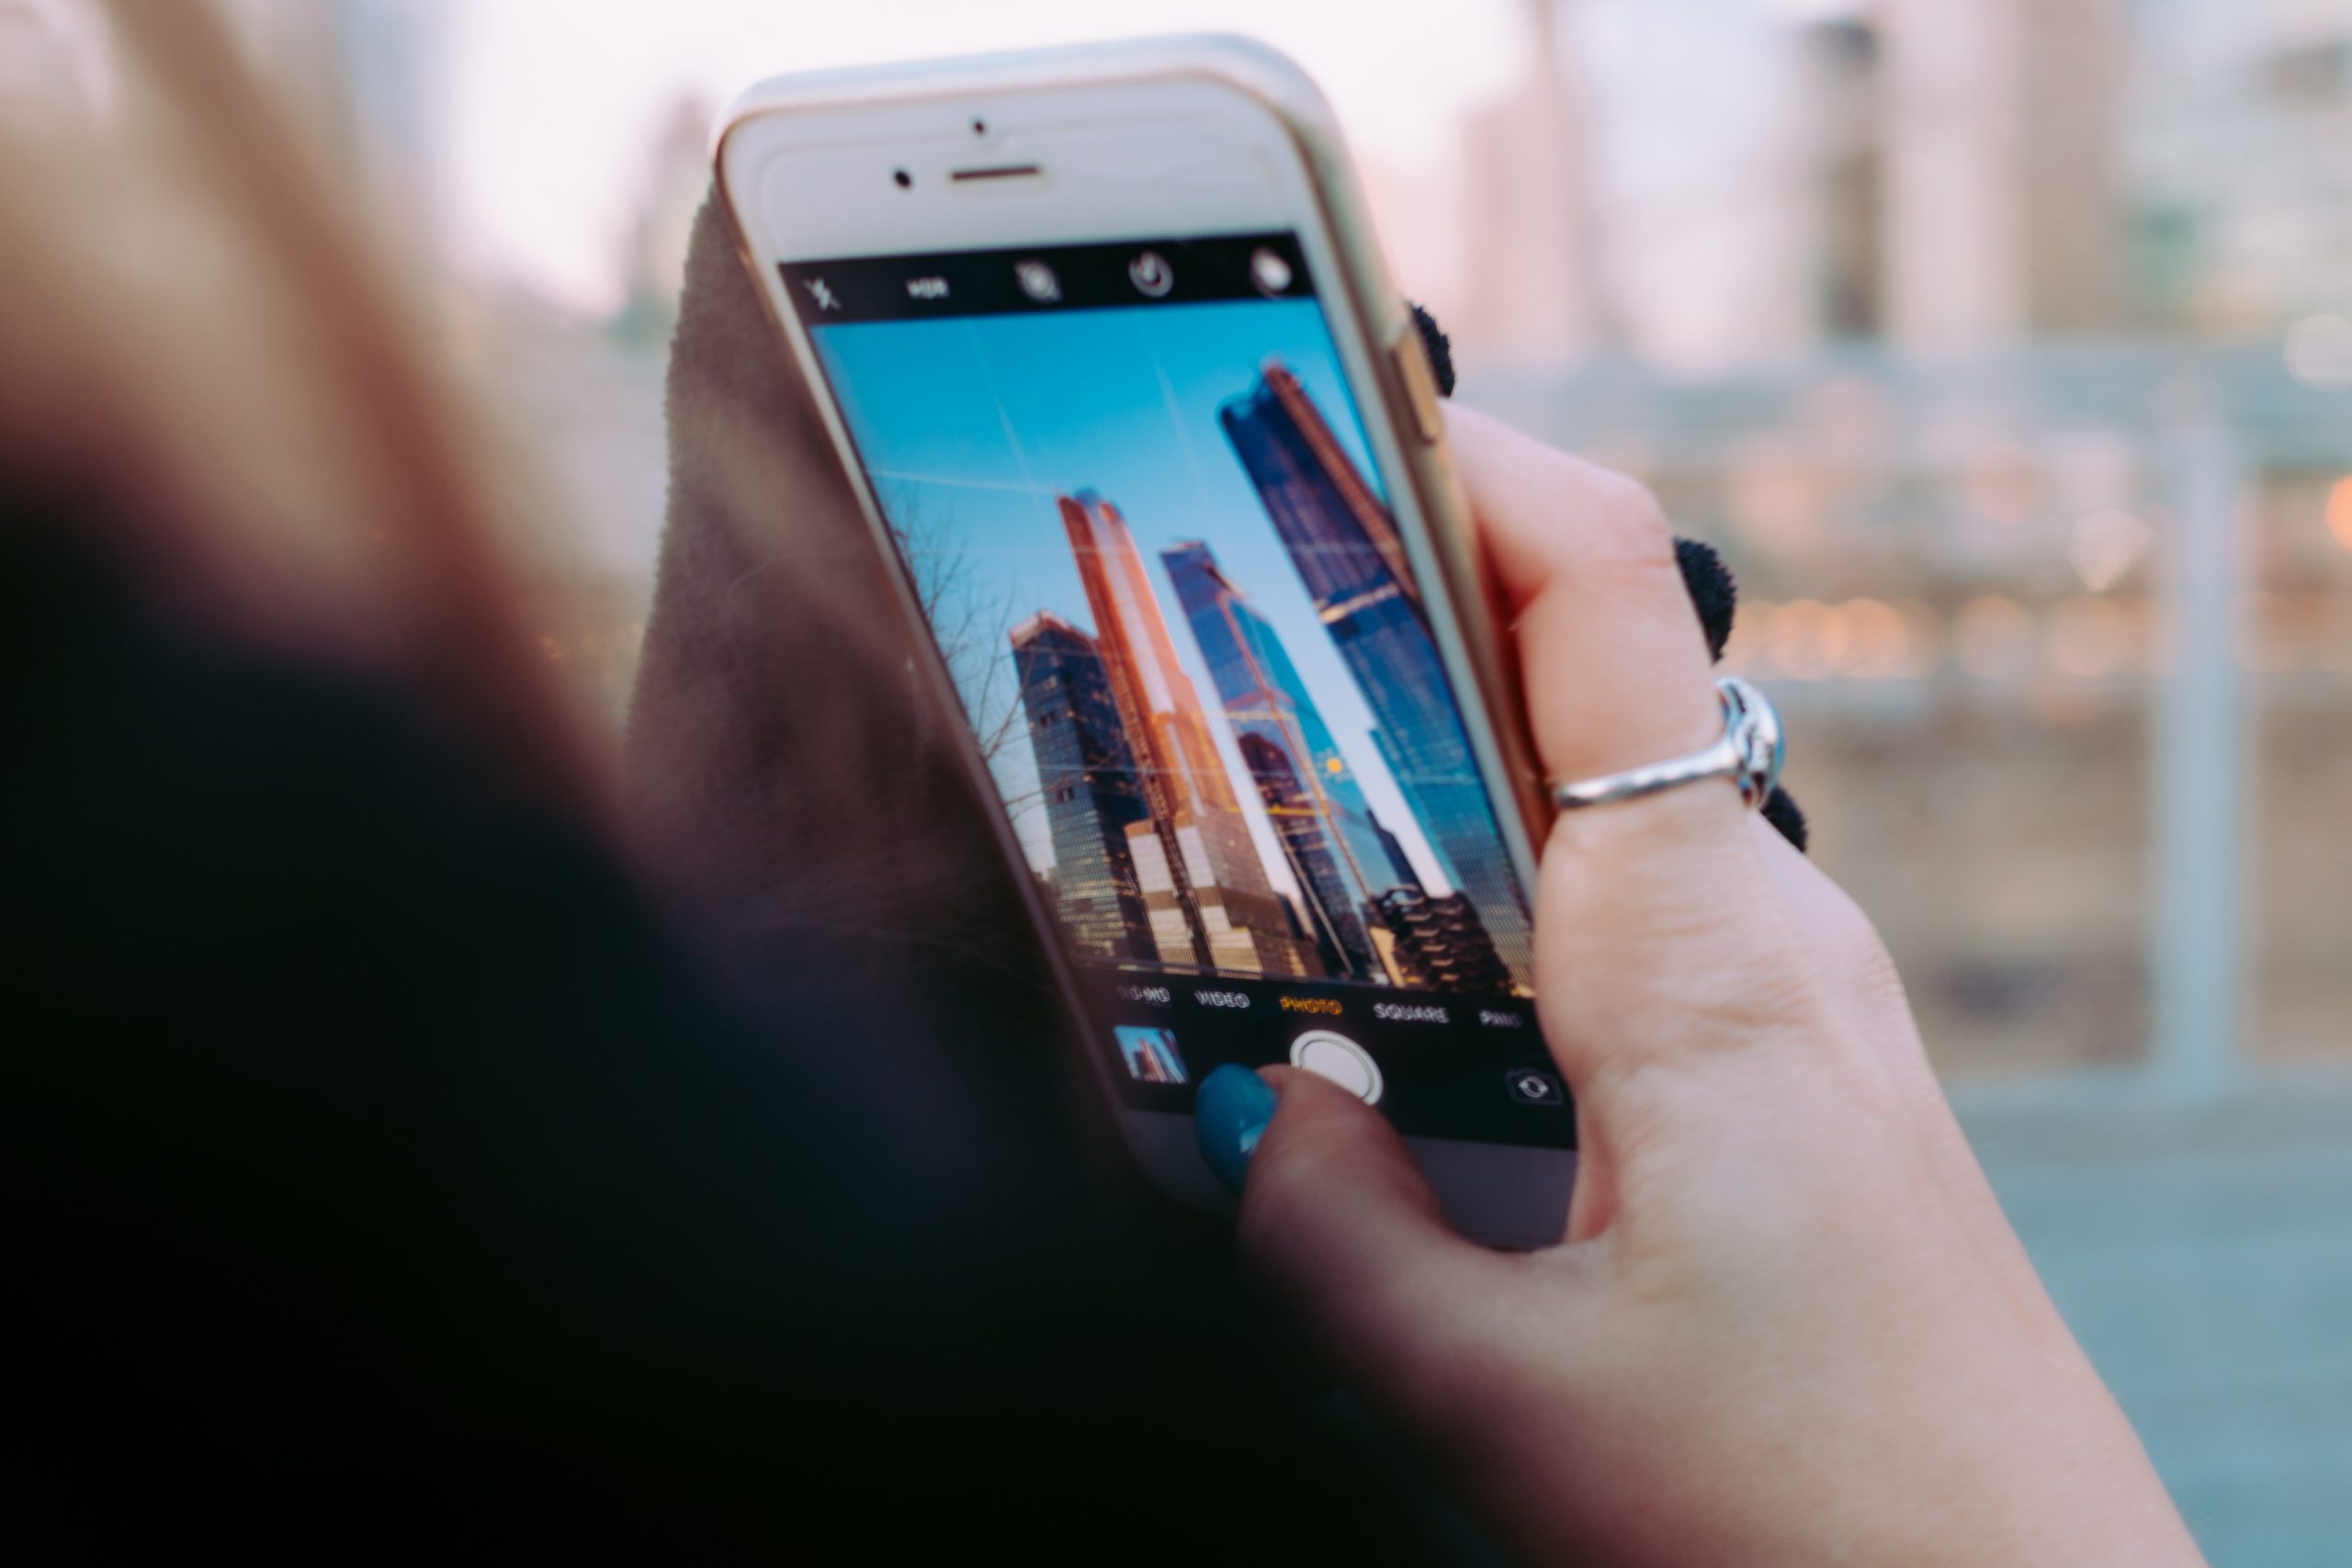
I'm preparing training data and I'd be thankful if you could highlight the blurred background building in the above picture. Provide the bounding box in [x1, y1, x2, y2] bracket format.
[127, 3, 2352, 1562]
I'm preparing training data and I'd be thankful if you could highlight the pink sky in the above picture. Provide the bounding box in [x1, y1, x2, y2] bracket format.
[442, 0, 1532, 311]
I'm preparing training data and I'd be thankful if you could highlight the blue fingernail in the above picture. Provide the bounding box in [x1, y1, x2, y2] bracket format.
[1195, 1064, 1278, 1197]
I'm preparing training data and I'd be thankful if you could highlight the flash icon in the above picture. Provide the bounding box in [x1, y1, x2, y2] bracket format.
[804, 276, 840, 312]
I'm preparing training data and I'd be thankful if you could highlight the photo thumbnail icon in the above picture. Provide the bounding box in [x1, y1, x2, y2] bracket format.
[1114, 1025, 1190, 1086]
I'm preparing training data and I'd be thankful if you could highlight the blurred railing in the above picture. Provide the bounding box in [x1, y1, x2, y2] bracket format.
[468, 300, 2352, 1090]
[1470, 343, 2352, 1086]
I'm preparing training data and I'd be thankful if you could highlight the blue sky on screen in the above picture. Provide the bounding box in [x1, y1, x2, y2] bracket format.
[808, 296, 1450, 897]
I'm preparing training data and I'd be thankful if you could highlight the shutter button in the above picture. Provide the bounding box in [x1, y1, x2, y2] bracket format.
[1289, 1030, 1385, 1106]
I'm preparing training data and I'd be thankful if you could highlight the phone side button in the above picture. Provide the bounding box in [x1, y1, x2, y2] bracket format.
[1388, 326, 1445, 446]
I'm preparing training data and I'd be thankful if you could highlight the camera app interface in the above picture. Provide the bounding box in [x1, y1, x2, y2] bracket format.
[783, 233, 1569, 1147]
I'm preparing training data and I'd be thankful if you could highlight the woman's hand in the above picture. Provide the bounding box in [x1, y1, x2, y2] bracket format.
[1198, 407, 2205, 1568]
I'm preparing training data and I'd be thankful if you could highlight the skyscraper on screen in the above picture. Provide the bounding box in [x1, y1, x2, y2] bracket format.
[1373, 887, 1515, 996]
[1369, 811, 1425, 896]
[1011, 614, 1155, 962]
[1057, 491, 1312, 978]
[1218, 361, 1533, 990]
[1162, 539, 1414, 985]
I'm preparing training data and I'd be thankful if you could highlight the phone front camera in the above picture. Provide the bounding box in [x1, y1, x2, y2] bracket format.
[971, 118, 988, 136]
[892, 168, 912, 189]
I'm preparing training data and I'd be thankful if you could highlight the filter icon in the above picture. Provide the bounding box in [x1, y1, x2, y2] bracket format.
[1250, 247, 1294, 296]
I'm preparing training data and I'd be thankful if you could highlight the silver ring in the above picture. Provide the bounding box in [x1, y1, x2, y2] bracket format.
[1550, 675, 1785, 813]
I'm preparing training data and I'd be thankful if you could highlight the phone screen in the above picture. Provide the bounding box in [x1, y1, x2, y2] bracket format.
[782, 232, 1570, 1148]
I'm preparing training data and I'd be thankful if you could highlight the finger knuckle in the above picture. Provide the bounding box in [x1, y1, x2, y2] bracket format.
[1587, 470, 1675, 568]
[1845, 920, 1914, 1021]
[1799, 866, 1911, 1008]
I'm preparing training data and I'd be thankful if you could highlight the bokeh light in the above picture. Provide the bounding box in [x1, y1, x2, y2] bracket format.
[2069, 508, 2151, 592]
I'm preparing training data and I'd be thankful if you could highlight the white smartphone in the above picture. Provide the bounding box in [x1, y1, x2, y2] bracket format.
[716, 35, 1573, 1247]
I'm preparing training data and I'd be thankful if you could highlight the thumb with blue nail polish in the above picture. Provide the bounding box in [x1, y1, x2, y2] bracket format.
[1195, 1062, 1473, 1389]
[1194, 1063, 1277, 1196]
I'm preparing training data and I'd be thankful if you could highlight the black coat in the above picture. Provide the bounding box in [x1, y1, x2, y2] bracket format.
[2, 197, 1485, 1564]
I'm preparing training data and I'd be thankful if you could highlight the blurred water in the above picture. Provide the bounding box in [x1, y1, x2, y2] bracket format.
[1963, 1080, 2352, 1567]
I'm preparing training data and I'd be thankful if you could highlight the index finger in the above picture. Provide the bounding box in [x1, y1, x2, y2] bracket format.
[1445, 405, 1724, 793]
[1446, 406, 1809, 1100]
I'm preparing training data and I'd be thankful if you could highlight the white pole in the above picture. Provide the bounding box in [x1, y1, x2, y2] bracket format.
[2148, 419, 2247, 1099]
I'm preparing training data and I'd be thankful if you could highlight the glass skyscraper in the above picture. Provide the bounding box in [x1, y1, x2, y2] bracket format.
[1057, 491, 1313, 979]
[1162, 538, 1415, 984]
[1218, 361, 1534, 990]
[1010, 612, 1155, 962]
